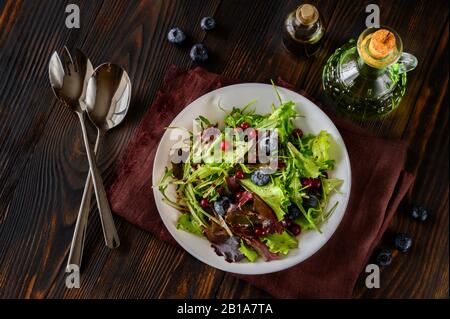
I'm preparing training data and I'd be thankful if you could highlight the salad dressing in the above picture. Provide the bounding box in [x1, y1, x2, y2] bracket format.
[282, 4, 325, 57]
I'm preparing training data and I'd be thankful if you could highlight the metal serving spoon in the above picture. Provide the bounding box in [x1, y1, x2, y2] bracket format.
[49, 48, 120, 261]
[66, 63, 131, 269]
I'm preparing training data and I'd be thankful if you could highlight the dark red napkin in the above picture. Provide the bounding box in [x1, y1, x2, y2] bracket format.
[108, 66, 414, 298]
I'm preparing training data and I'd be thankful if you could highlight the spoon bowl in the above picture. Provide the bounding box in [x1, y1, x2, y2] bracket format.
[85, 63, 131, 131]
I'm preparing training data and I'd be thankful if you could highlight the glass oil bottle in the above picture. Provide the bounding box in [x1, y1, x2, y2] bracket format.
[282, 3, 325, 58]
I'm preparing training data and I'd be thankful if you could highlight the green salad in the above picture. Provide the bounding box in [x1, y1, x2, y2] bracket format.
[159, 86, 343, 262]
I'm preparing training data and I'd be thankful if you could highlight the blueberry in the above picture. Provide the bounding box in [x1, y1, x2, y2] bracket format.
[303, 195, 319, 209]
[286, 205, 301, 220]
[251, 170, 270, 186]
[375, 249, 393, 267]
[200, 17, 216, 30]
[190, 44, 209, 62]
[394, 233, 412, 252]
[214, 196, 231, 216]
[411, 205, 428, 221]
[167, 27, 186, 44]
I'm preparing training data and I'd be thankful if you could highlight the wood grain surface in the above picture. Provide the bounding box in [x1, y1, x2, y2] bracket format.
[0, 0, 448, 299]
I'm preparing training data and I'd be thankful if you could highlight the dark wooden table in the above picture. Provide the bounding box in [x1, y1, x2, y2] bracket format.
[0, 0, 448, 299]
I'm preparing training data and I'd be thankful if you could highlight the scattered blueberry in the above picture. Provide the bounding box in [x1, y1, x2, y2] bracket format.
[167, 27, 186, 44]
[286, 204, 301, 220]
[251, 170, 270, 186]
[214, 196, 231, 216]
[200, 17, 216, 30]
[411, 205, 428, 221]
[394, 233, 412, 252]
[375, 249, 393, 267]
[190, 44, 209, 62]
[303, 195, 319, 209]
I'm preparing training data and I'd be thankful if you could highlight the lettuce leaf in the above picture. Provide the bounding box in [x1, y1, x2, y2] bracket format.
[239, 178, 288, 221]
[256, 101, 297, 144]
[287, 142, 321, 178]
[239, 240, 259, 262]
[302, 131, 335, 171]
[322, 178, 343, 199]
[261, 231, 298, 255]
[177, 213, 204, 237]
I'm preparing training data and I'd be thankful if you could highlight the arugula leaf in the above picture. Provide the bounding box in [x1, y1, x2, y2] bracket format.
[261, 231, 298, 255]
[158, 168, 188, 211]
[239, 240, 259, 262]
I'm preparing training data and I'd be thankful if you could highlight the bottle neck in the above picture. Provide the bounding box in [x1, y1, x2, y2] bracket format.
[357, 55, 386, 77]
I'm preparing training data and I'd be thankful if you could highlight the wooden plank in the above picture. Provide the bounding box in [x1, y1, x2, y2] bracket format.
[0, 0, 448, 299]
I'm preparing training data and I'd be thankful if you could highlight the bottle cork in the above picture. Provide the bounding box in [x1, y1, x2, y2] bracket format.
[368, 29, 396, 59]
[296, 4, 318, 25]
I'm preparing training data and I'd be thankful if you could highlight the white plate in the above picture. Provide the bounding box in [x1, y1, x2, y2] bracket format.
[152, 83, 351, 275]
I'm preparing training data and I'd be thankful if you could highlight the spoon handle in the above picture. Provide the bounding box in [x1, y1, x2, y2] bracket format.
[77, 112, 120, 249]
[67, 132, 101, 270]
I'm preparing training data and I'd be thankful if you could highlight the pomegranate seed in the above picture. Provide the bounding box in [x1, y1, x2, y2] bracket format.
[292, 128, 303, 138]
[220, 140, 230, 151]
[280, 218, 293, 228]
[200, 198, 209, 208]
[235, 170, 245, 179]
[239, 122, 250, 130]
[289, 223, 301, 236]
[278, 161, 286, 169]
[254, 225, 264, 237]
[311, 178, 321, 189]
[301, 178, 313, 188]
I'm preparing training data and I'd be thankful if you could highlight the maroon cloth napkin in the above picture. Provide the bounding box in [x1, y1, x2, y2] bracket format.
[108, 66, 414, 298]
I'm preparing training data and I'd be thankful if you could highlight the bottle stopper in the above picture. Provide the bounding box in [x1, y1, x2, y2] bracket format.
[296, 4, 319, 26]
[368, 29, 396, 59]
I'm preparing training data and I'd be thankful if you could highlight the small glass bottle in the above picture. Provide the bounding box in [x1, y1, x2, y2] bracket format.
[322, 26, 418, 119]
[282, 3, 325, 58]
